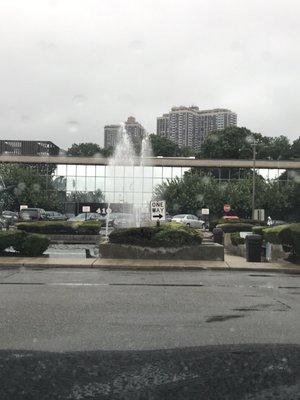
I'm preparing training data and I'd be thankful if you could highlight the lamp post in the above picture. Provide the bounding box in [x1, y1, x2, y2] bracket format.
[251, 139, 258, 219]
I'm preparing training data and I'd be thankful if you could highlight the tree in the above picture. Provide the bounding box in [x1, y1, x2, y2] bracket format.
[154, 168, 300, 220]
[149, 134, 194, 157]
[0, 163, 61, 211]
[67, 143, 113, 158]
[67, 143, 102, 157]
[291, 137, 300, 159]
[198, 126, 292, 160]
[66, 190, 104, 203]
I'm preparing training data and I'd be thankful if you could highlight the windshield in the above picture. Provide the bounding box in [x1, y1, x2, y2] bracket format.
[0, 1, 299, 399]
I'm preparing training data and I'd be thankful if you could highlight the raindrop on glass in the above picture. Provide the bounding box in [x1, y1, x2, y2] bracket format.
[73, 94, 86, 107]
[67, 121, 79, 133]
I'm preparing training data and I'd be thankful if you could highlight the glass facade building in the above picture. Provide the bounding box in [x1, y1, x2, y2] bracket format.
[53, 164, 191, 207]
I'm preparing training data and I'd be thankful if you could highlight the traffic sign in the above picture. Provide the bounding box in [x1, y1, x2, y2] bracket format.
[201, 208, 209, 215]
[82, 206, 90, 213]
[150, 200, 166, 221]
[20, 205, 28, 210]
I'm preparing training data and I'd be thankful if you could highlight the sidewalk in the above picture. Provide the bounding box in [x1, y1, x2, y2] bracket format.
[0, 254, 299, 273]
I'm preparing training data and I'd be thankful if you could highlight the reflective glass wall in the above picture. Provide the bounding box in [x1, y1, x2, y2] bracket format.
[53, 164, 191, 206]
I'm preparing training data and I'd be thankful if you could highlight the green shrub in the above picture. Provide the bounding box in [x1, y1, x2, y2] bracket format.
[210, 218, 266, 231]
[252, 226, 265, 236]
[230, 232, 246, 246]
[14, 234, 50, 257]
[262, 224, 291, 245]
[16, 221, 103, 235]
[278, 223, 300, 258]
[74, 221, 102, 235]
[217, 223, 254, 233]
[109, 222, 203, 247]
[262, 223, 300, 258]
[0, 231, 26, 252]
[0, 231, 50, 256]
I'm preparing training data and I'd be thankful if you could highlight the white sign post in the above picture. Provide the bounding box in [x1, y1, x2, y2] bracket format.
[20, 205, 28, 210]
[201, 208, 209, 215]
[82, 205, 90, 221]
[105, 204, 112, 238]
[254, 209, 265, 222]
[150, 200, 166, 225]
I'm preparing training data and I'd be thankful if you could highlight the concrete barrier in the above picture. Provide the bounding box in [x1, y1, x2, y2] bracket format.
[99, 242, 224, 261]
[47, 235, 101, 244]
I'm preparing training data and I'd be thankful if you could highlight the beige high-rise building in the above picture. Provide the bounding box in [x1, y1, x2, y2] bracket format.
[156, 106, 237, 150]
[104, 125, 121, 149]
[104, 117, 146, 150]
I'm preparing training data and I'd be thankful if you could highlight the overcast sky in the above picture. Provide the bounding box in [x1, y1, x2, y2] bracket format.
[0, 0, 299, 149]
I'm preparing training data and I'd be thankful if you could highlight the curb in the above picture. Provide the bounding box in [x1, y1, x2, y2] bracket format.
[0, 262, 299, 274]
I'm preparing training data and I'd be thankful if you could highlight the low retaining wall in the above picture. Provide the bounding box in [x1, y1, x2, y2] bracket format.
[227, 244, 246, 258]
[265, 242, 289, 262]
[99, 242, 224, 261]
[47, 235, 100, 244]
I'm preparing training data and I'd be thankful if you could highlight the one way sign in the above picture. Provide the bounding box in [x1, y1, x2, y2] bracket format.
[150, 200, 166, 221]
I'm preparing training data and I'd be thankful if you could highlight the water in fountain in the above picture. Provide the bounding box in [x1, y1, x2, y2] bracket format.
[107, 124, 153, 227]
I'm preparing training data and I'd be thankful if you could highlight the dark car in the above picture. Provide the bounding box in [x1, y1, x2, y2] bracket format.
[2, 211, 19, 225]
[19, 208, 47, 221]
[45, 211, 68, 221]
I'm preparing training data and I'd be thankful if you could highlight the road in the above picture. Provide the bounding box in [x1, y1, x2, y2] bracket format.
[0, 267, 299, 399]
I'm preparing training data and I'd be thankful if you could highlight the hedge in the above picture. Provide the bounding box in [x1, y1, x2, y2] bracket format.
[109, 222, 203, 247]
[210, 218, 266, 231]
[262, 223, 300, 258]
[16, 221, 103, 235]
[0, 231, 50, 256]
[262, 224, 291, 245]
[252, 226, 265, 236]
[230, 232, 245, 246]
[217, 223, 254, 233]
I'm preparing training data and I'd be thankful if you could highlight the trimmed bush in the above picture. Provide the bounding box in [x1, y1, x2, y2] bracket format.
[14, 234, 50, 257]
[75, 221, 102, 235]
[287, 224, 300, 258]
[16, 221, 103, 235]
[262, 224, 291, 245]
[109, 222, 203, 247]
[230, 232, 245, 246]
[252, 226, 265, 236]
[217, 223, 254, 233]
[0, 231, 26, 252]
[262, 223, 300, 258]
[210, 218, 266, 231]
[0, 231, 50, 256]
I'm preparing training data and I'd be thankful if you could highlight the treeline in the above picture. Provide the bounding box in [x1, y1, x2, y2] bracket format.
[65, 127, 300, 160]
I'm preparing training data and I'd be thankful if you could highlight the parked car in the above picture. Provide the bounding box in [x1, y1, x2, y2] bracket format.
[68, 212, 105, 222]
[0, 215, 6, 229]
[111, 213, 135, 228]
[19, 208, 47, 221]
[2, 210, 19, 225]
[171, 214, 205, 228]
[45, 211, 68, 221]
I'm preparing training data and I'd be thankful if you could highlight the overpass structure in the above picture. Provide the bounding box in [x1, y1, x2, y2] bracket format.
[0, 155, 300, 170]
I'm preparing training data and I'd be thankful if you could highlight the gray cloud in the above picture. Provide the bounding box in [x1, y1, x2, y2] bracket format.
[0, 0, 299, 149]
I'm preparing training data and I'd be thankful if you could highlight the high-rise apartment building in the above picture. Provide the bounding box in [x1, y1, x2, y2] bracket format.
[124, 116, 146, 142]
[156, 107, 237, 150]
[104, 117, 146, 150]
[104, 125, 121, 149]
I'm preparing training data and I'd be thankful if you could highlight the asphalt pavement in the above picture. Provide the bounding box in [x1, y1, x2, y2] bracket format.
[0, 267, 299, 399]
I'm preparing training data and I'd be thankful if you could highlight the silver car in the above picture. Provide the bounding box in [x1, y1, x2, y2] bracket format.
[171, 214, 205, 228]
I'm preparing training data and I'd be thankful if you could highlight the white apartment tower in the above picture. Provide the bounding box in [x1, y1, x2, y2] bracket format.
[157, 107, 237, 150]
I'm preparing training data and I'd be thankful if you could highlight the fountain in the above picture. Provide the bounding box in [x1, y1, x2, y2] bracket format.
[107, 124, 153, 227]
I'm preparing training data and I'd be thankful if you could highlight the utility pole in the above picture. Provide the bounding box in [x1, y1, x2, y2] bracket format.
[251, 139, 258, 219]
